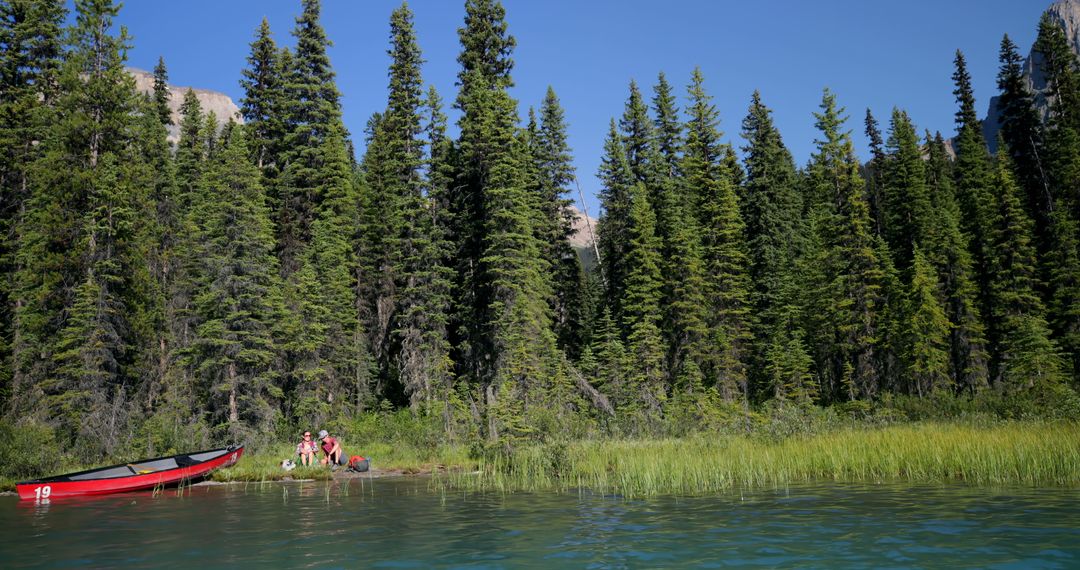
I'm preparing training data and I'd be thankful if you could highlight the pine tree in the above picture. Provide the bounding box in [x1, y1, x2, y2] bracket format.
[924, 132, 990, 393]
[151, 55, 171, 127]
[360, 2, 427, 400]
[129, 73, 177, 421]
[740, 91, 813, 402]
[1032, 15, 1080, 381]
[951, 50, 995, 298]
[360, 3, 454, 410]
[190, 126, 283, 441]
[652, 72, 682, 178]
[901, 246, 952, 395]
[394, 84, 455, 412]
[153, 87, 209, 417]
[12, 0, 152, 451]
[452, 0, 564, 440]
[985, 146, 1065, 390]
[997, 34, 1050, 230]
[532, 87, 587, 359]
[276, 0, 345, 277]
[0, 0, 65, 412]
[644, 72, 705, 389]
[805, 89, 885, 401]
[448, 0, 518, 392]
[239, 18, 285, 173]
[587, 307, 628, 402]
[596, 120, 635, 326]
[621, 183, 665, 413]
[881, 108, 934, 271]
[864, 109, 887, 236]
[683, 68, 751, 402]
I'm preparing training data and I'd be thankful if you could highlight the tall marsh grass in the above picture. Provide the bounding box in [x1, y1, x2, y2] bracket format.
[443, 422, 1080, 496]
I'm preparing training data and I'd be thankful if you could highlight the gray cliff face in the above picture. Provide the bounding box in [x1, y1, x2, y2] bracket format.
[983, 0, 1080, 149]
[128, 67, 241, 143]
[568, 205, 600, 269]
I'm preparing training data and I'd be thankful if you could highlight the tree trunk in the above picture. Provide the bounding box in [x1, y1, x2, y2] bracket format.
[228, 362, 239, 423]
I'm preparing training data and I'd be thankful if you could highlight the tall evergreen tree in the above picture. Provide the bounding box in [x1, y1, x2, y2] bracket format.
[0, 0, 65, 412]
[448, 0, 517, 392]
[900, 245, 952, 395]
[1032, 14, 1080, 380]
[531, 87, 587, 359]
[452, 0, 564, 440]
[151, 55, 171, 127]
[130, 71, 178, 423]
[621, 183, 665, 413]
[190, 126, 284, 441]
[360, 2, 427, 401]
[276, 0, 345, 277]
[19, 0, 156, 455]
[864, 109, 887, 236]
[645, 72, 707, 389]
[239, 18, 285, 174]
[596, 120, 635, 326]
[985, 146, 1064, 390]
[683, 68, 751, 402]
[951, 50, 996, 353]
[881, 109, 933, 271]
[394, 84, 455, 411]
[924, 132, 990, 393]
[805, 90, 885, 401]
[997, 34, 1050, 230]
[740, 91, 813, 402]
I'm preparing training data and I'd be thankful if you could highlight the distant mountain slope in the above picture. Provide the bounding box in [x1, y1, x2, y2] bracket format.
[568, 205, 600, 270]
[128, 67, 241, 143]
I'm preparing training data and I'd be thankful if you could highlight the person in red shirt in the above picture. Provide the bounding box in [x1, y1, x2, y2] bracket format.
[317, 430, 345, 467]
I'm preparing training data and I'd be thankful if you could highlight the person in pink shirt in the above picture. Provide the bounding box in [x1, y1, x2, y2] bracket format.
[296, 431, 318, 466]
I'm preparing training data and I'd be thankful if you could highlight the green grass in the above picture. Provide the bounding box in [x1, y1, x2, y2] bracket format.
[211, 441, 477, 482]
[439, 421, 1080, 497]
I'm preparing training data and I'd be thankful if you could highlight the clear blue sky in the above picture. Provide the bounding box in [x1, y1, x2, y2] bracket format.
[107, 0, 1052, 214]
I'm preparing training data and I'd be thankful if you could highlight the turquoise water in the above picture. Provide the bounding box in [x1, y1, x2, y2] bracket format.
[2, 478, 1079, 568]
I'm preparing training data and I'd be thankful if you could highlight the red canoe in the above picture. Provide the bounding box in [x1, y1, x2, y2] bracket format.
[16, 445, 243, 501]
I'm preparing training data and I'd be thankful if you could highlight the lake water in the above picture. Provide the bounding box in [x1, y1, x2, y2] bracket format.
[3, 478, 1079, 568]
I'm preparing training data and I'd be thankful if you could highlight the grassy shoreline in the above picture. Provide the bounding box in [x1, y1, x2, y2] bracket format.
[440, 422, 1080, 496]
[4, 421, 1078, 495]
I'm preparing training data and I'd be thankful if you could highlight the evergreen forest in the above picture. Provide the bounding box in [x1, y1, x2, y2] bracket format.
[2, 0, 1079, 466]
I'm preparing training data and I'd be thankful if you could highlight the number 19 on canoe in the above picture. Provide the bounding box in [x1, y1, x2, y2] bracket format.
[34, 486, 51, 501]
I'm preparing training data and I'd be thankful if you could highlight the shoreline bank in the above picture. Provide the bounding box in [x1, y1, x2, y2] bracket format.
[5, 421, 1079, 497]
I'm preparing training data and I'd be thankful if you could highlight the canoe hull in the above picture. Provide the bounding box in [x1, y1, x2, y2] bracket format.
[16, 446, 243, 501]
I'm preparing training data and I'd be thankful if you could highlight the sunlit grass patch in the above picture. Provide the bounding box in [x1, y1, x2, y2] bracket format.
[440, 421, 1080, 497]
[211, 441, 477, 482]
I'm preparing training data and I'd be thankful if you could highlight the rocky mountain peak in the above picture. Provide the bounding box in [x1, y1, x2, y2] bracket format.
[983, 0, 1080, 149]
[128, 67, 241, 143]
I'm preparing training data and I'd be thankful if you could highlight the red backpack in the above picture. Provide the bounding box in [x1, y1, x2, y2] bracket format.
[347, 455, 369, 472]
